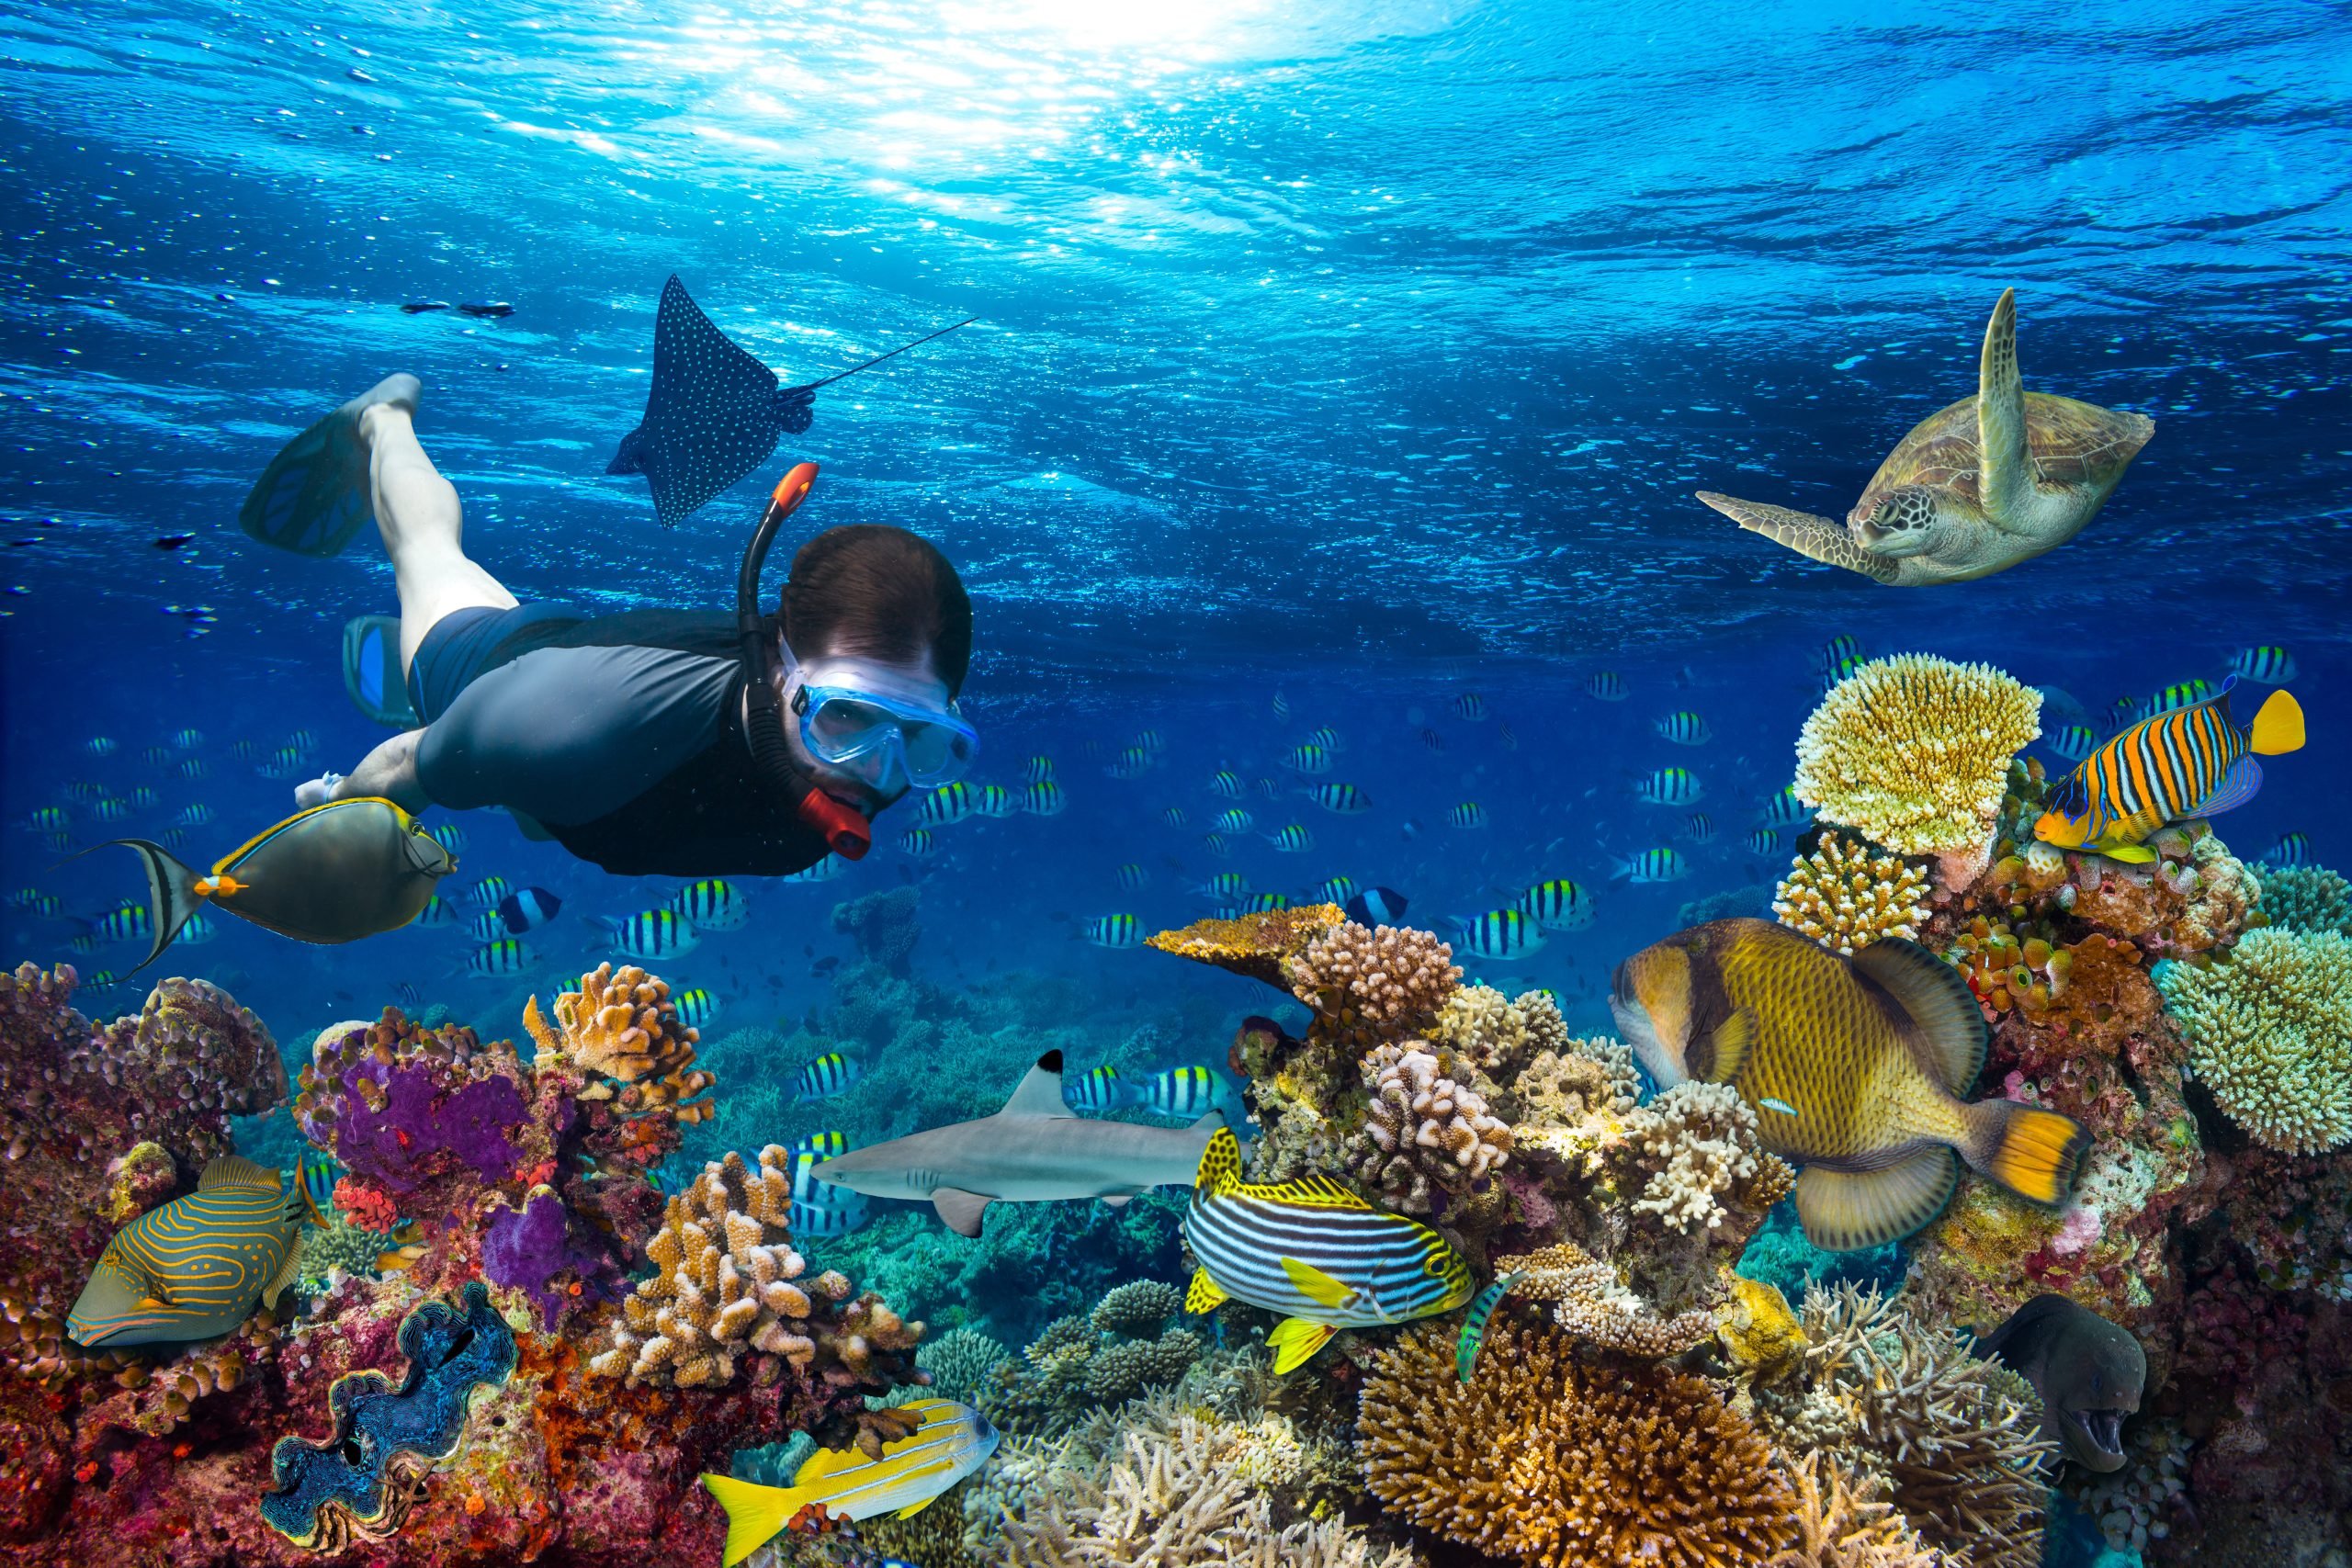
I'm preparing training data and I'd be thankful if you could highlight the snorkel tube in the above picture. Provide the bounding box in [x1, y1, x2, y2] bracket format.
[740, 463, 873, 860]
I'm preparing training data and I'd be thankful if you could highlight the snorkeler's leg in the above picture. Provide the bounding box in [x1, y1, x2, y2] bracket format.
[357, 401, 518, 671]
[301, 729, 431, 813]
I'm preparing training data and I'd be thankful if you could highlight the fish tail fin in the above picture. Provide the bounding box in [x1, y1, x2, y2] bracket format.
[1266, 1317, 1338, 1374]
[1960, 1099, 2091, 1207]
[2249, 688, 2304, 755]
[700, 1473, 807, 1568]
[56, 839, 203, 976]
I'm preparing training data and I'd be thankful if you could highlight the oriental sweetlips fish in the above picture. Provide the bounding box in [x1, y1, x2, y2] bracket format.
[1182, 1127, 1476, 1373]
[2034, 675, 2305, 863]
[68, 1156, 332, 1347]
[608, 275, 975, 529]
[702, 1400, 1000, 1567]
[1611, 919, 2090, 1251]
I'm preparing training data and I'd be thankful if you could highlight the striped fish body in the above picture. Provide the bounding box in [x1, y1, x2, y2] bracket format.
[2267, 832, 2312, 867]
[792, 1130, 853, 1159]
[782, 854, 851, 883]
[1214, 809, 1255, 835]
[1655, 711, 1712, 745]
[430, 823, 468, 855]
[1208, 771, 1244, 800]
[1453, 908, 1544, 961]
[702, 1399, 1000, 1565]
[2142, 679, 2214, 716]
[1745, 828, 1779, 855]
[1272, 692, 1290, 719]
[68, 1156, 305, 1346]
[1083, 914, 1143, 949]
[1265, 825, 1313, 852]
[1193, 873, 1250, 900]
[1245, 894, 1293, 914]
[1282, 745, 1334, 775]
[1682, 812, 1716, 844]
[788, 1194, 872, 1238]
[975, 784, 1017, 818]
[917, 784, 978, 828]
[1115, 863, 1150, 892]
[97, 905, 152, 942]
[130, 787, 158, 810]
[1024, 755, 1057, 784]
[2046, 726, 2098, 762]
[1182, 1129, 1474, 1372]
[1453, 694, 1488, 721]
[1759, 786, 1812, 829]
[2229, 646, 2296, 684]
[1303, 727, 1342, 751]
[1635, 767, 1703, 807]
[673, 878, 748, 931]
[1447, 803, 1487, 829]
[468, 937, 534, 976]
[1584, 672, 1626, 701]
[1611, 847, 1687, 884]
[2035, 681, 2303, 862]
[793, 1053, 863, 1101]
[471, 875, 514, 909]
[1457, 1269, 1522, 1382]
[1020, 782, 1068, 818]
[1201, 834, 1230, 858]
[1160, 806, 1187, 829]
[608, 908, 699, 960]
[1310, 877, 1358, 905]
[415, 896, 458, 928]
[1067, 1065, 1126, 1112]
[1301, 784, 1371, 815]
[673, 987, 718, 1030]
[1139, 1066, 1232, 1120]
[467, 910, 507, 942]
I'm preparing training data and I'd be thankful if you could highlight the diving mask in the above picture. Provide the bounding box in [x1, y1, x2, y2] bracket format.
[778, 642, 978, 791]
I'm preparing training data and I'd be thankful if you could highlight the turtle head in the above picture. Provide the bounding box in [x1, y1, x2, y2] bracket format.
[1851, 485, 1942, 558]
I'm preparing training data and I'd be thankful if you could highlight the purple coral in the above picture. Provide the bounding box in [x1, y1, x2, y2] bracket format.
[338, 1064, 529, 1193]
[482, 1188, 623, 1329]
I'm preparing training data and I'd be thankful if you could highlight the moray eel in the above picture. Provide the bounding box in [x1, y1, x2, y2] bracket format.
[1978, 1292, 2145, 1472]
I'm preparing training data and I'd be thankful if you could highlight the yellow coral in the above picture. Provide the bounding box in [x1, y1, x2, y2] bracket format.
[540, 964, 716, 1123]
[1794, 654, 2041, 886]
[1148, 905, 1345, 989]
[1767, 1451, 1943, 1568]
[1773, 835, 1930, 955]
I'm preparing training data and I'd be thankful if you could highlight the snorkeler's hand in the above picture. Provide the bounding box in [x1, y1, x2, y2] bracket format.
[295, 772, 345, 809]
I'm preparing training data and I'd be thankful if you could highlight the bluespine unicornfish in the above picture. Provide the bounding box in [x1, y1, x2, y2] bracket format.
[1977, 1294, 2145, 1472]
[1181, 1127, 1476, 1373]
[1344, 886, 1409, 926]
[1611, 919, 2091, 1250]
[608, 275, 975, 530]
[2034, 675, 2304, 863]
[701, 1400, 999, 1566]
[70, 798, 454, 975]
[810, 1052, 1230, 1237]
[792, 1052, 863, 1102]
[67, 1156, 325, 1347]
[1456, 1270, 1522, 1382]
[670, 877, 748, 931]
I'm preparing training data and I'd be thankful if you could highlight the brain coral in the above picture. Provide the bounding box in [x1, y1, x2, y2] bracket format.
[1772, 835, 1929, 955]
[1793, 654, 2040, 887]
[1359, 1320, 1792, 1567]
[2155, 927, 2352, 1154]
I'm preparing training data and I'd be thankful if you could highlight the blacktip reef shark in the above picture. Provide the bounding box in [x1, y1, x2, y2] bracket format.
[808, 1050, 1229, 1237]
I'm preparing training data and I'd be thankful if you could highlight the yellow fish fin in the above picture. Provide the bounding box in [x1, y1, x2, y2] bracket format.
[895, 1494, 942, 1520]
[701, 1473, 808, 1568]
[2099, 842, 2160, 864]
[1266, 1317, 1338, 1374]
[1701, 1007, 1755, 1084]
[1193, 1127, 1244, 1197]
[1280, 1256, 1358, 1310]
[198, 1155, 282, 1192]
[2249, 688, 2304, 756]
[136, 1294, 174, 1312]
[260, 1238, 302, 1310]
[1849, 938, 1988, 1094]
[1251, 1174, 1371, 1211]
[1961, 1099, 2091, 1207]
[791, 1444, 868, 1482]
[1185, 1269, 1229, 1314]
[1792, 1149, 1958, 1252]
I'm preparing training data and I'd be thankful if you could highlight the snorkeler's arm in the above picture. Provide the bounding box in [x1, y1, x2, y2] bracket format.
[413, 643, 733, 825]
[327, 730, 433, 814]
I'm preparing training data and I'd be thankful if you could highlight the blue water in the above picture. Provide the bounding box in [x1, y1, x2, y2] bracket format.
[1, 2, 2348, 1552]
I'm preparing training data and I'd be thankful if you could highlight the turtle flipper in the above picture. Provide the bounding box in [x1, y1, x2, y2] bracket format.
[1976, 288, 2034, 532]
[1696, 492, 1902, 585]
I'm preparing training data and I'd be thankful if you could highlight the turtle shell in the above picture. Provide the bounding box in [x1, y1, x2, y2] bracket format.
[1849, 391, 2154, 526]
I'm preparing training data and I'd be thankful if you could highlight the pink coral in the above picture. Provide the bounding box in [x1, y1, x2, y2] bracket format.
[1283, 921, 1462, 1030]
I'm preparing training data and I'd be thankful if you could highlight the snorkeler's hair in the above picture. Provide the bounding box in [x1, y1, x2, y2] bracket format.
[781, 525, 973, 696]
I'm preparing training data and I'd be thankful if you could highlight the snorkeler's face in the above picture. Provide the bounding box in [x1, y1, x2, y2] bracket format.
[779, 640, 956, 811]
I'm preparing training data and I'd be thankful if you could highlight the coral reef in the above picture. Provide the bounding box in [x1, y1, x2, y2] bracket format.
[1793, 654, 2041, 887]
[1767, 1450, 1944, 1568]
[1360, 1319, 1793, 1566]
[831, 886, 922, 976]
[539, 961, 717, 1122]
[916, 1324, 1012, 1404]
[1773, 834, 1930, 955]
[1351, 1040, 1510, 1213]
[2067, 1417, 2190, 1552]
[977, 1281, 1204, 1436]
[1623, 1082, 1792, 1234]
[2155, 927, 2352, 1154]
[1282, 919, 1463, 1045]
[1430, 984, 1568, 1080]
[2254, 862, 2352, 935]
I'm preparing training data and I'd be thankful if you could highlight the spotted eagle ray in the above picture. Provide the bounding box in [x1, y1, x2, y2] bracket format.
[606, 275, 975, 528]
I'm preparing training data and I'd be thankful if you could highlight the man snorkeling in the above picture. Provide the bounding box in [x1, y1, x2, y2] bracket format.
[239, 327, 976, 876]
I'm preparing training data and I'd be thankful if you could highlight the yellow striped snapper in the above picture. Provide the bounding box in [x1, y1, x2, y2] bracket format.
[67, 1156, 328, 1347]
[1264, 824, 1314, 852]
[254, 745, 306, 780]
[1182, 1128, 1475, 1373]
[1299, 783, 1372, 815]
[1512, 878, 1592, 931]
[1081, 914, 1145, 950]
[1019, 781, 1067, 818]
[1611, 846, 1688, 883]
[1452, 908, 1544, 961]
[791, 1052, 863, 1101]
[1655, 711, 1712, 745]
[672, 877, 750, 931]
[603, 908, 698, 960]
[1634, 767, 1703, 807]
[702, 1399, 1000, 1565]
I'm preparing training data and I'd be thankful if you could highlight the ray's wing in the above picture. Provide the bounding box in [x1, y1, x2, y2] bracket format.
[625, 276, 784, 529]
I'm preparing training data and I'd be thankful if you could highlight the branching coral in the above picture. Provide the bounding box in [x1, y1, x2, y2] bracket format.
[919, 1325, 1013, 1404]
[1431, 985, 1568, 1080]
[1622, 1083, 1794, 1234]
[1766, 1450, 1945, 1568]
[2155, 927, 2352, 1154]
[980, 1290, 1204, 1436]
[1359, 1320, 1792, 1567]
[1512, 1036, 1640, 1128]
[1283, 922, 1462, 1035]
[1793, 654, 2041, 887]
[1495, 1240, 1718, 1358]
[1090, 1280, 1185, 1338]
[1774, 835, 1930, 955]
[537, 962, 715, 1122]
[2253, 862, 2352, 935]
[1353, 1041, 1510, 1212]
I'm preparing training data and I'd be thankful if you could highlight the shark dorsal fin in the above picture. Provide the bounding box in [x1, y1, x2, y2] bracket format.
[997, 1052, 1074, 1119]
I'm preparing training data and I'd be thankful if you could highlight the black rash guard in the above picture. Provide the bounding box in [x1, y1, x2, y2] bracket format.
[413, 609, 834, 876]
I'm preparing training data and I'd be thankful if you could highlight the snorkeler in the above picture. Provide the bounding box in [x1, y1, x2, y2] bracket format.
[236, 350, 977, 877]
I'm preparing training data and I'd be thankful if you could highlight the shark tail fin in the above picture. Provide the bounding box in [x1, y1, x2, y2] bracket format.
[1193, 1126, 1244, 1197]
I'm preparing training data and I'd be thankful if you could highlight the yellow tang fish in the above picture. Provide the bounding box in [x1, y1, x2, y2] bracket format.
[67, 1156, 331, 1348]
[1611, 919, 2090, 1251]
[701, 1398, 999, 1566]
[2034, 676, 2304, 863]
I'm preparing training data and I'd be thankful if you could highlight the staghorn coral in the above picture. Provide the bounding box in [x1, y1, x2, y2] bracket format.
[1622, 1082, 1793, 1235]
[1495, 1239, 1718, 1357]
[1773, 835, 1930, 955]
[2253, 862, 2352, 935]
[1430, 985, 1568, 1080]
[1767, 1450, 1946, 1568]
[2155, 927, 2352, 1154]
[1793, 654, 2041, 887]
[1353, 1041, 1510, 1213]
[537, 962, 716, 1122]
[590, 1145, 918, 1390]
[1359, 1319, 1792, 1566]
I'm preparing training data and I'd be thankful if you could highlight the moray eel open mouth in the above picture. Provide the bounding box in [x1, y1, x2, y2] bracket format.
[2066, 1405, 2131, 1467]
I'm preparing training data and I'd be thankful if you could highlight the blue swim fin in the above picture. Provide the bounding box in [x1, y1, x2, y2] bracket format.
[342, 615, 420, 728]
[239, 407, 373, 557]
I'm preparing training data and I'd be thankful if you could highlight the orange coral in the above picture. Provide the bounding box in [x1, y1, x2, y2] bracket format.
[1148, 904, 1345, 990]
[539, 965, 715, 1123]
[1359, 1320, 1793, 1566]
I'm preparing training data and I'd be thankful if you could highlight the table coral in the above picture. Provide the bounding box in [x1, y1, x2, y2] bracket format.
[1146, 904, 1345, 990]
[1773, 834, 1929, 955]
[1353, 1041, 1510, 1213]
[1359, 1319, 1793, 1567]
[1793, 653, 2041, 888]
[2156, 927, 2352, 1154]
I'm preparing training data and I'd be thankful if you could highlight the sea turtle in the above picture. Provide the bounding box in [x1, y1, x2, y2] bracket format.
[1696, 290, 2154, 586]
